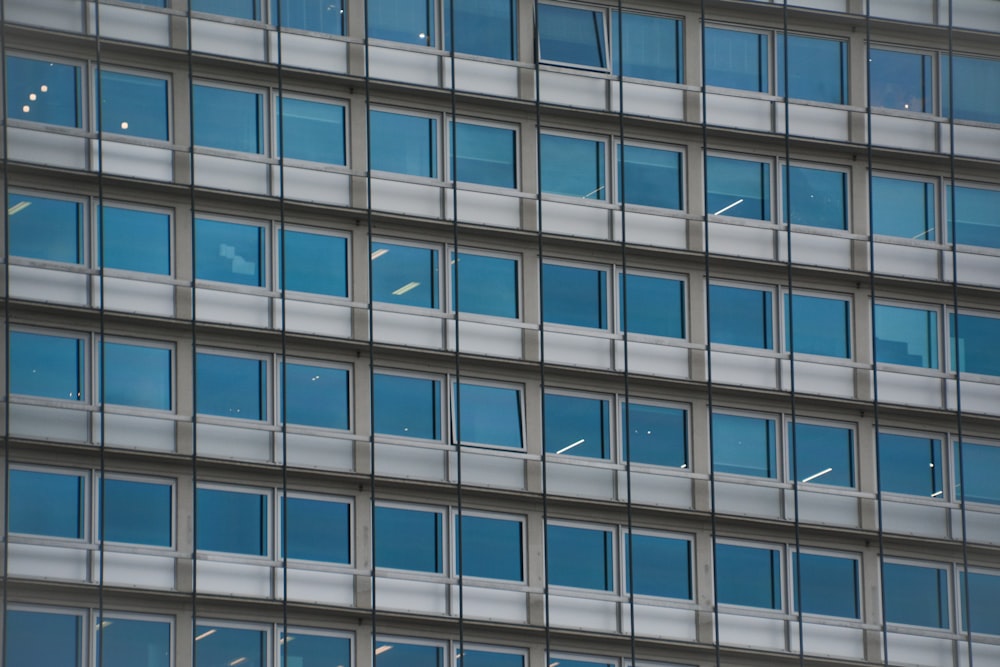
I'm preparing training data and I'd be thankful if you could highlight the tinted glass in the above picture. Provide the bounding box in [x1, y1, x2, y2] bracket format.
[622, 402, 687, 468]
[192, 84, 263, 152]
[544, 393, 610, 459]
[874, 304, 938, 368]
[283, 496, 350, 563]
[611, 12, 681, 83]
[100, 70, 168, 140]
[195, 218, 265, 287]
[715, 543, 781, 609]
[619, 272, 684, 338]
[542, 263, 607, 328]
[373, 373, 441, 439]
[546, 524, 613, 591]
[195, 625, 266, 667]
[782, 165, 847, 230]
[961, 571, 1000, 634]
[784, 293, 850, 358]
[711, 412, 776, 478]
[538, 4, 606, 68]
[617, 144, 683, 209]
[282, 362, 349, 429]
[370, 110, 437, 177]
[196, 353, 267, 420]
[10, 331, 85, 401]
[278, 97, 346, 164]
[196, 488, 268, 555]
[452, 122, 516, 188]
[869, 48, 932, 113]
[459, 650, 524, 667]
[457, 514, 523, 581]
[371, 241, 439, 308]
[374, 506, 442, 572]
[271, 0, 343, 34]
[877, 432, 943, 498]
[9, 469, 84, 538]
[191, 0, 258, 19]
[943, 54, 1000, 124]
[949, 312, 1000, 377]
[709, 284, 773, 348]
[103, 342, 172, 410]
[100, 206, 171, 274]
[444, 0, 516, 60]
[453, 252, 518, 318]
[777, 35, 847, 104]
[706, 156, 770, 220]
[540, 134, 606, 199]
[947, 184, 1000, 250]
[376, 642, 443, 667]
[954, 441, 1000, 506]
[5, 610, 81, 667]
[703, 28, 767, 92]
[6, 55, 81, 127]
[282, 633, 351, 667]
[368, 0, 433, 45]
[100, 617, 171, 667]
[102, 478, 172, 546]
[626, 533, 691, 599]
[794, 552, 859, 618]
[871, 176, 935, 241]
[8, 193, 82, 263]
[789, 422, 854, 488]
[280, 230, 348, 297]
[883, 562, 949, 628]
[457, 382, 523, 448]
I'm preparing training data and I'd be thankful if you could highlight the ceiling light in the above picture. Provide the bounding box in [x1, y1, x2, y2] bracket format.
[800, 467, 833, 484]
[195, 629, 217, 641]
[713, 198, 745, 216]
[374, 645, 393, 656]
[370, 248, 389, 260]
[29, 93, 36, 101]
[555, 438, 585, 454]
[120, 121, 129, 130]
[21, 105, 30, 113]
[8, 201, 32, 216]
[40, 84, 48, 92]
[392, 281, 420, 296]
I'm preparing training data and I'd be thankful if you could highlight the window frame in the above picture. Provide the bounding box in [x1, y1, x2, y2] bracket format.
[952, 437, 1000, 507]
[946, 306, 1000, 378]
[702, 24, 771, 95]
[8, 465, 90, 543]
[370, 237, 443, 311]
[618, 397, 690, 471]
[946, 179, 1000, 251]
[622, 528, 693, 601]
[781, 288, 853, 360]
[876, 428, 946, 501]
[7, 189, 87, 267]
[374, 635, 447, 667]
[451, 509, 527, 584]
[881, 557, 952, 630]
[545, 520, 617, 594]
[96, 199, 175, 277]
[710, 408, 780, 480]
[267, 0, 346, 35]
[451, 377, 526, 450]
[9, 327, 89, 405]
[447, 246, 522, 320]
[870, 171, 938, 243]
[613, 138, 686, 211]
[276, 224, 351, 300]
[446, 116, 520, 191]
[5, 605, 87, 667]
[705, 151, 775, 221]
[195, 348, 271, 423]
[194, 619, 271, 667]
[537, 1, 611, 72]
[195, 483, 272, 559]
[616, 267, 687, 340]
[539, 129, 610, 202]
[278, 490, 354, 566]
[278, 356, 352, 432]
[100, 335, 175, 413]
[194, 214, 270, 290]
[98, 472, 176, 549]
[373, 501, 447, 575]
[707, 279, 777, 351]
[94, 64, 172, 143]
[714, 539, 786, 611]
[6, 52, 86, 130]
[872, 299, 942, 371]
[274, 91, 350, 167]
[368, 106, 441, 179]
[791, 548, 862, 620]
[541, 258, 610, 331]
[785, 417, 857, 489]
[779, 160, 851, 232]
[543, 388, 613, 460]
[372, 368, 445, 442]
[191, 80, 268, 155]
[867, 44, 936, 115]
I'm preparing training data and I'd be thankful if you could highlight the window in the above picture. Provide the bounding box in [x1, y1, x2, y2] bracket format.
[282, 631, 351, 667]
[546, 523, 613, 591]
[195, 218, 266, 287]
[611, 11, 683, 84]
[874, 304, 938, 369]
[961, 570, 1000, 635]
[542, 263, 607, 329]
[625, 533, 691, 599]
[540, 133, 606, 199]
[373, 372, 441, 439]
[708, 284, 773, 349]
[877, 431, 943, 498]
[883, 562, 949, 628]
[456, 514, 523, 581]
[444, 0, 517, 60]
[943, 54, 1000, 124]
[455, 381, 523, 448]
[783, 293, 851, 359]
[371, 241, 440, 308]
[102, 341, 172, 410]
[621, 402, 687, 468]
[191, 0, 258, 20]
[196, 487, 268, 556]
[793, 552, 859, 619]
[368, 0, 434, 45]
[370, 110, 438, 177]
[99, 69, 169, 141]
[278, 96, 346, 165]
[544, 392, 610, 459]
[459, 649, 525, 667]
[196, 352, 268, 421]
[954, 440, 1000, 506]
[947, 184, 1000, 250]
[271, 0, 344, 34]
[788, 421, 855, 488]
[715, 543, 782, 609]
[538, 4, 607, 69]
[617, 143, 683, 209]
[452, 251, 518, 318]
[777, 34, 847, 104]
[451, 121, 516, 188]
[99, 615, 172, 667]
[192, 84, 264, 153]
[619, 272, 685, 338]
[10, 330, 85, 401]
[869, 48, 932, 113]
[782, 165, 847, 231]
[9, 468, 85, 539]
[870, 175, 935, 241]
[5, 609, 83, 667]
[376, 640, 443, 667]
[195, 624, 267, 667]
[280, 229, 348, 297]
[711, 412, 777, 478]
[100, 478, 172, 547]
[949, 311, 1000, 376]
[8, 192, 82, 264]
[282, 495, 350, 563]
[6, 55, 82, 128]
[100, 205, 172, 275]
[706, 155, 770, 220]
[374, 505, 443, 573]
[281, 362, 349, 430]
[703, 27, 768, 92]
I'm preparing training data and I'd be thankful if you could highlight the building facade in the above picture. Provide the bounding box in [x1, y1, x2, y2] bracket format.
[2, 0, 1000, 666]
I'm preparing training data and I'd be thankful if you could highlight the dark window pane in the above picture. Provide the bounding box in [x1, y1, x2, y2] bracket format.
[368, 0, 433, 45]
[102, 478, 172, 547]
[884, 563, 949, 628]
[196, 488, 268, 555]
[703, 28, 768, 92]
[370, 110, 437, 176]
[6, 55, 82, 127]
[947, 184, 1000, 250]
[622, 402, 687, 468]
[457, 382, 523, 448]
[540, 134, 606, 199]
[5, 609, 81, 667]
[444, 0, 516, 59]
[789, 422, 854, 488]
[538, 3, 606, 68]
[271, 0, 343, 34]
[100, 617, 171, 667]
[949, 312, 1000, 377]
[282, 363, 349, 429]
[10, 331, 85, 401]
[544, 393, 609, 459]
[371, 241, 439, 308]
[100, 206, 171, 275]
[103, 342, 172, 410]
[542, 263, 607, 329]
[709, 285, 773, 349]
[954, 441, 1000, 506]
[706, 156, 770, 220]
[715, 543, 782, 609]
[782, 165, 847, 230]
[618, 144, 683, 209]
[373, 373, 441, 439]
[711, 412, 777, 478]
[283, 496, 350, 563]
[452, 122, 516, 188]
[871, 176, 935, 241]
[943, 54, 1000, 124]
[280, 230, 348, 297]
[869, 48, 932, 113]
[195, 218, 266, 287]
[784, 293, 851, 359]
[611, 11, 682, 83]
[8, 193, 83, 263]
[196, 353, 267, 421]
[191, 0, 258, 19]
[453, 252, 518, 318]
[620, 272, 684, 338]
[195, 625, 266, 667]
[9, 469, 84, 538]
[961, 571, 1000, 635]
[282, 633, 351, 667]
[626, 533, 691, 599]
[192, 84, 263, 153]
[777, 35, 847, 104]
[374, 506, 442, 573]
[877, 432, 943, 498]
[874, 304, 938, 368]
[794, 552, 859, 618]
[457, 514, 523, 581]
[459, 650, 524, 667]
[546, 524, 613, 591]
[376, 642, 443, 667]
[279, 97, 346, 164]
[99, 70, 168, 140]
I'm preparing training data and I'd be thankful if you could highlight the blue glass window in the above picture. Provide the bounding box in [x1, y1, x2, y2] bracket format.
[444, 0, 516, 60]
[283, 496, 350, 563]
[368, 0, 433, 45]
[451, 122, 516, 188]
[871, 176, 935, 241]
[709, 284, 773, 349]
[376, 641, 443, 667]
[99, 616, 171, 667]
[195, 625, 266, 667]
[196, 488, 268, 555]
[949, 312, 1000, 377]
[102, 341, 172, 410]
[877, 432, 943, 498]
[371, 241, 439, 308]
[9, 469, 84, 539]
[459, 650, 524, 667]
[6, 55, 82, 128]
[99, 70, 169, 140]
[540, 134, 606, 199]
[195, 218, 266, 287]
[457, 514, 523, 581]
[782, 165, 847, 230]
[617, 144, 683, 209]
[544, 393, 610, 459]
[777, 35, 847, 104]
[196, 353, 267, 421]
[10, 331, 85, 401]
[101, 478, 172, 547]
[456, 382, 523, 448]
[452, 252, 518, 318]
[282, 362, 349, 429]
[5, 609, 82, 667]
[715, 543, 782, 609]
[282, 633, 351, 667]
[542, 263, 607, 329]
[794, 552, 859, 618]
[884, 562, 949, 629]
[622, 402, 687, 468]
[626, 533, 691, 599]
[546, 523, 613, 591]
[706, 156, 770, 220]
[954, 441, 1000, 506]
[874, 304, 938, 368]
[100, 206, 171, 275]
[192, 84, 264, 153]
[961, 571, 1000, 635]
[272, 0, 343, 34]
[370, 110, 437, 177]
[703, 28, 768, 92]
[947, 184, 1000, 250]
[278, 96, 346, 165]
[619, 272, 684, 338]
[538, 4, 606, 69]
[784, 293, 851, 359]
[373, 372, 441, 439]
[191, 0, 258, 19]
[611, 12, 682, 83]
[943, 54, 1000, 125]
[711, 412, 777, 478]
[280, 230, 348, 297]
[789, 422, 854, 488]
[8, 193, 82, 264]
[375, 506, 442, 573]
[869, 48, 932, 113]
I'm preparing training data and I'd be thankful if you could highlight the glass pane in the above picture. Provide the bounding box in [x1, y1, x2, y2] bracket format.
[943, 54, 1000, 124]
[100, 617, 171, 667]
[444, 0, 516, 60]
[789, 422, 855, 488]
[283, 496, 350, 563]
[195, 218, 266, 287]
[9, 469, 84, 538]
[949, 312, 1000, 377]
[452, 122, 516, 188]
[100, 206, 171, 275]
[6, 55, 82, 127]
[280, 230, 348, 297]
[373, 373, 441, 439]
[368, 0, 433, 45]
[620, 272, 684, 338]
[5, 609, 81, 667]
[374, 506, 442, 572]
[192, 84, 264, 153]
[453, 252, 518, 318]
[10, 331, 85, 401]
[196, 488, 268, 555]
[611, 11, 681, 83]
[103, 342, 172, 410]
[457, 382, 523, 448]
[376, 642, 442, 667]
[370, 110, 437, 176]
[793, 552, 859, 618]
[874, 304, 938, 368]
[777, 34, 847, 104]
[877, 432, 943, 498]
[459, 650, 524, 667]
[195, 625, 266, 667]
[99, 70, 168, 140]
[282, 633, 351, 667]
[626, 533, 690, 599]
[784, 294, 851, 359]
[371, 241, 439, 308]
[706, 156, 770, 220]
[709, 285, 773, 349]
[540, 134, 606, 199]
[782, 165, 847, 230]
[544, 392, 609, 459]
[948, 184, 1000, 250]
[961, 571, 1000, 634]
[954, 441, 1000, 506]
[196, 353, 267, 420]
[617, 144, 682, 209]
[542, 263, 607, 329]
[869, 48, 932, 113]
[711, 412, 777, 478]
[271, 0, 343, 34]
[715, 543, 782, 609]
[883, 562, 949, 628]
[457, 514, 523, 581]
[282, 362, 349, 429]
[546, 524, 613, 591]
[622, 402, 687, 468]
[538, 3, 606, 68]
[703, 27, 768, 92]
[8, 193, 83, 263]
[102, 478, 172, 546]
[191, 0, 258, 19]
[279, 97, 346, 164]
[871, 176, 935, 241]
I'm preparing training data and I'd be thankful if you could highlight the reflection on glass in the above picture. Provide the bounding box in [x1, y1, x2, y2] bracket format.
[282, 362, 349, 429]
[101, 479, 172, 546]
[368, 0, 433, 45]
[782, 165, 847, 230]
[709, 284, 773, 349]
[370, 110, 437, 176]
[9, 469, 84, 538]
[375, 641, 443, 667]
[703, 27, 768, 92]
[371, 242, 439, 308]
[9, 193, 83, 264]
[947, 184, 1000, 250]
[883, 563, 949, 628]
[444, 0, 516, 60]
[283, 496, 350, 563]
[282, 633, 351, 667]
[538, 3, 606, 68]
[271, 0, 343, 34]
[949, 312, 1000, 377]
[711, 412, 776, 478]
[622, 402, 687, 468]
[869, 48, 932, 113]
[542, 263, 607, 329]
[625, 533, 690, 599]
[544, 393, 610, 459]
[777, 34, 847, 104]
[373, 373, 441, 439]
[195, 218, 265, 287]
[870, 176, 935, 241]
[877, 432, 943, 498]
[874, 304, 938, 368]
[706, 156, 770, 220]
[192, 84, 264, 152]
[619, 272, 684, 338]
[194, 625, 266, 667]
[100, 617, 171, 667]
[374, 506, 442, 572]
[540, 134, 606, 199]
[280, 230, 348, 297]
[943, 54, 1000, 125]
[457, 515, 523, 581]
[546, 524, 613, 591]
[784, 293, 851, 359]
[6, 55, 82, 127]
[103, 342, 172, 410]
[793, 552, 859, 618]
[99, 70, 169, 140]
[196, 488, 268, 555]
[617, 144, 683, 209]
[100, 206, 171, 274]
[961, 571, 1000, 635]
[452, 252, 518, 318]
[196, 353, 267, 420]
[451, 122, 516, 188]
[954, 441, 1000, 506]
[715, 543, 782, 609]
[10, 331, 85, 401]
[5, 609, 82, 667]
[789, 422, 855, 488]
[459, 650, 524, 667]
[191, 0, 258, 19]
[457, 382, 523, 448]
[278, 96, 346, 164]
[611, 11, 682, 83]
